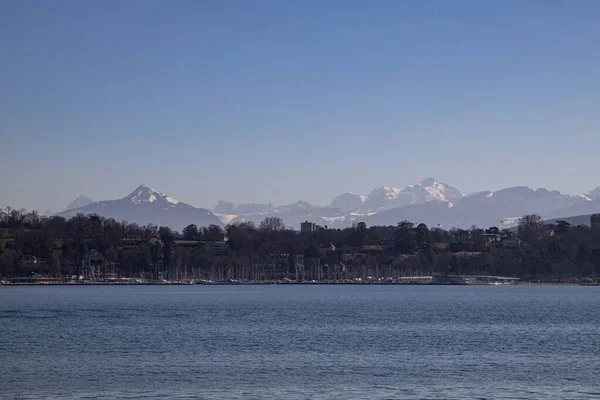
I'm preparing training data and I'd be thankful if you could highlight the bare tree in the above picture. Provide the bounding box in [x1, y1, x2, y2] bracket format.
[259, 217, 285, 232]
[518, 214, 543, 244]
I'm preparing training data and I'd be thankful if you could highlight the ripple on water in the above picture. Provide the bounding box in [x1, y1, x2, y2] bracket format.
[1, 285, 599, 399]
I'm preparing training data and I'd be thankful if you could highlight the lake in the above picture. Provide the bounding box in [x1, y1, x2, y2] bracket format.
[1, 285, 599, 399]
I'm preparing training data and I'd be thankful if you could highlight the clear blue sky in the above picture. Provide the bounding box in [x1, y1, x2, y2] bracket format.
[1, 0, 599, 212]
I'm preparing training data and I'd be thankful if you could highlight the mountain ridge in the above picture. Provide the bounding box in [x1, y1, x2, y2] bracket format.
[211, 178, 600, 230]
[55, 179, 600, 231]
[57, 185, 222, 231]
[64, 195, 93, 211]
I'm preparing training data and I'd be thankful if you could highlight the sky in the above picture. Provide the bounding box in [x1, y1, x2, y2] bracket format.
[1, 0, 599, 212]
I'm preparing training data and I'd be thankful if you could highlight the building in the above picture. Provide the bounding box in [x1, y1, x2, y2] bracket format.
[591, 214, 600, 231]
[301, 221, 315, 233]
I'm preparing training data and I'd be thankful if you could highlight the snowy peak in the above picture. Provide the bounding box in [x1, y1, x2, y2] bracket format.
[402, 178, 464, 203]
[378, 186, 402, 200]
[363, 186, 403, 212]
[335, 178, 464, 212]
[124, 185, 180, 205]
[329, 192, 367, 212]
[56, 185, 222, 231]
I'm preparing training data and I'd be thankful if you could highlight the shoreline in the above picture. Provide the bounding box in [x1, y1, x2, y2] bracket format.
[1, 281, 597, 287]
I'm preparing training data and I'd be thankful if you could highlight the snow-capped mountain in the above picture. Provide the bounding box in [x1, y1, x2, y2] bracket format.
[57, 185, 222, 231]
[445, 187, 590, 228]
[124, 185, 180, 206]
[329, 192, 367, 213]
[49, 179, 600, 231]
[395, 177, 464, 206]
[363, 186, 402, 212]
[334, 178, 463, 213]
[366, 185, 596, 229]
[64, 195, 93, 211]
[214, 178, 464, 229]
[206, 178, 600, 230]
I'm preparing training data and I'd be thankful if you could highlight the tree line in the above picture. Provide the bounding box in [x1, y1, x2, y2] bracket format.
[1, 207, 600, 282]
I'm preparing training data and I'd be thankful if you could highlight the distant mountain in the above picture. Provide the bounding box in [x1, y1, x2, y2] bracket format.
[65, 195, 92, 211]
[217, 178, 596, 230]
[365, 185, 596, 229]
[395, 178, 464, 206]
[357, 178, 464, 213]
[544, 213, 597, 228]
[214, 178, 465, 229]
[545, 198, 600, 221]
[213, 200, 236, 215]
[276, 200, 313, 213]
[329, 192, 367, 212]
[367, 200, 454, 227]
[363, 186, 402, 212]
[234, 203, 276, 215]
[57, 185, 222, 231]
[588, 187, 600, 199]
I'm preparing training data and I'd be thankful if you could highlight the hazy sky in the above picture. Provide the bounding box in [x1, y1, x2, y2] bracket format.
[1, 0, 599, 212]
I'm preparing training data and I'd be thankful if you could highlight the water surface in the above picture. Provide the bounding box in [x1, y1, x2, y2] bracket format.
[1, 285, 599, 399]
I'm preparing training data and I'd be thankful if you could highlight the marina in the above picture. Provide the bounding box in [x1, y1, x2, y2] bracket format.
[3, 275, 520, 285]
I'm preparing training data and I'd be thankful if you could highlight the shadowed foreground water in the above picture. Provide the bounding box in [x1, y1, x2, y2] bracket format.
[1, 285, 599, 399]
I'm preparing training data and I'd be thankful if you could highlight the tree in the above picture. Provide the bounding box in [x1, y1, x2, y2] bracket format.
[226, 222, 256, 251]
[555, 220, 571, 234]
[518, 214, 543, 244]
[259, 217, 285, 233]
[158, 226, 175, 245]
[416, 223, 430, 249]
[0, 249, 18, 277]
[2, 205, 600, 283]
[394, 221, 416, 254]
[50, 250, 62, 278]
[486, 227, 500, 235]
[353, 222, 367, 247]
[203, 224, 224, 242]
[182, 224, 199, 241]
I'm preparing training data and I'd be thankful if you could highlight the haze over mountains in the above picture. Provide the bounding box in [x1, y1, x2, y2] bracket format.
[217, 178, 600, 230]
[53, 179, 600, 232]
[64, 195, 93, 211]
[57, 185, 222, 231]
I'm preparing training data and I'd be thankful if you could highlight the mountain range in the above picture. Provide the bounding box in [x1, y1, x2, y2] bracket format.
[57, 185, 222, 231]
[214, 178, 600, 230]
[54, 180, 600, 231]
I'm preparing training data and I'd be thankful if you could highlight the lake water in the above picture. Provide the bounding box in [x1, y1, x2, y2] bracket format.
[1, 285, 599, 399]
